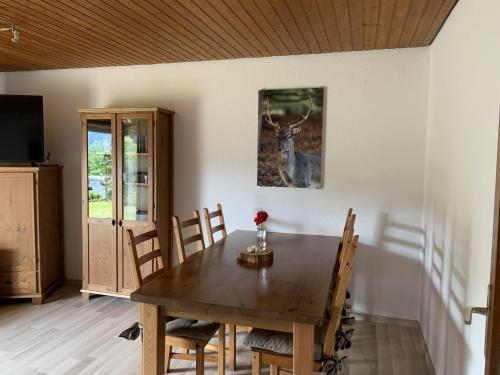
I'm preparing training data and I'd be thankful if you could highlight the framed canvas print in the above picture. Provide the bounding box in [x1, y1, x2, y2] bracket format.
[257, 87, 325, 188]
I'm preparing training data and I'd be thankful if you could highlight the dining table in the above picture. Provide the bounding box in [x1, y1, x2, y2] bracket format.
[130, 229, 340, 375]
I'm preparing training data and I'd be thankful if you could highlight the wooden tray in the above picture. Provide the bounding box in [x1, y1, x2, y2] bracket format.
[237, 248, 273, 265]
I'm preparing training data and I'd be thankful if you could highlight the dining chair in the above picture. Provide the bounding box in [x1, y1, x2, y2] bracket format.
[172, 210, 206, 264]
[244, 234, 358, 375]
[203, 202, 227, 246]
[127, 224, 226, 375]
[203, 203, 239, 371]
[172, 211, 230, 363]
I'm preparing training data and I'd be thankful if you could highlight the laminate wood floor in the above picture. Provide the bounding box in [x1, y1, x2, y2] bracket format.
[0, 286, 432, 375]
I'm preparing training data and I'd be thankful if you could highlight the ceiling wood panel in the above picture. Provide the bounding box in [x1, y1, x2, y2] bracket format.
[386, 0, 412, 48]
[363, 0, 381, 50]
[287, 0, 322, 53]
[376, 0, 396, 49]
[269, 0, 310, 54]
[198, 0, 266, 57]
[423, 0, 457, 45]
[255, 0, 301, 54]
[399, 0, 429, 47]
[3, 1, 141, 66]
[156, 0, 239, 58]
[209, 0, 271, 56]
[0, 0, 458, 71]
[238, 0, 290, 55]
[225, 0, 282, 55]
[410, 0, 443, 46]
[300, 0, 330, 52]
[181, 0, 254, 57]
[349, 0, 364, 51]
[316, 0, 342, 52]
[99, 0, 210, 61]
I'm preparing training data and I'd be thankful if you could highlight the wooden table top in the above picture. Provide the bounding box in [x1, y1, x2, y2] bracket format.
[130, 230, 340, 326]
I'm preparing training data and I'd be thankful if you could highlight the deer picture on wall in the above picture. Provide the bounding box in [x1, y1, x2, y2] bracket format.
[257, 87, 324, 188]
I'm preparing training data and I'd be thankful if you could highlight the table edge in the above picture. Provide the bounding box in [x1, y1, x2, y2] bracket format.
[130, 291, 327, 326]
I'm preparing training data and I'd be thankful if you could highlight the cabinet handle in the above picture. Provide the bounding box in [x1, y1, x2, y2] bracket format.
[119, 220, 123, 226]
[112, 219, 116, 226]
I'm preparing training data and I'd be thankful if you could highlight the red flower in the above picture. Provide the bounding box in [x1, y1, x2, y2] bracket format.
[254, 211, 268, 226]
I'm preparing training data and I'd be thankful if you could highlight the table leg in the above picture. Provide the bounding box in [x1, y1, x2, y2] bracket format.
[141, 303, 165, 375]
[229, 324, 236, 370]
[293, 322, 314, 375]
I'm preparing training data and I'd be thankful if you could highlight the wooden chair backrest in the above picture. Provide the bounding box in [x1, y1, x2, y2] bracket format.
[343, 208, 353, 235]
[126, 224, 166, 325]
[334, 212, 356, 274]
[203, 203, 227, 246]
[323, 234, 358, 357]
[172, 210, 206, 264]
[126, 224, 166, 290]
[340, 234, 357, 273]
[338, 222, 356, 271]
[340, 210, 355, 249]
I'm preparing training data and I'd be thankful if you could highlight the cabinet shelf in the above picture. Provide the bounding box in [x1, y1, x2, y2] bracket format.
[124, 182, 149, 186]
[125, 152, 148, 156]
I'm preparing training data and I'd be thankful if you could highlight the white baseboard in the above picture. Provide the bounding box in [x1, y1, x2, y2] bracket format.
[352, 311, 418, 328]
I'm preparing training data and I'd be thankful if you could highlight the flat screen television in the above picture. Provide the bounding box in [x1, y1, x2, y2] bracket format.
[0, 95, 44, 164]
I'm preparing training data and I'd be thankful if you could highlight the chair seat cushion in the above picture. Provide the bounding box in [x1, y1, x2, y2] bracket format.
[243, 322, 328, 361]
[166, 318, 220, 342]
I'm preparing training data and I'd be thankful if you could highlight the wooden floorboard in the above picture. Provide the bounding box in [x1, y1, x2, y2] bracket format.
[0, 286, 432, 374]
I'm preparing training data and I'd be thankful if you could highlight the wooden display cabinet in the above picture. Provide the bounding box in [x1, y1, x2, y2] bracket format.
[79, 108, 174, 299]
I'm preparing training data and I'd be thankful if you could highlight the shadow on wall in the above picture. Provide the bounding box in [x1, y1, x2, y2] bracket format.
[350, 212, 425, 320]
[419, 199, 472, 375]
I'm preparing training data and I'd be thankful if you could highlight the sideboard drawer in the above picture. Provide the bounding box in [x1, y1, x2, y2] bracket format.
[0, 271, 37, 295]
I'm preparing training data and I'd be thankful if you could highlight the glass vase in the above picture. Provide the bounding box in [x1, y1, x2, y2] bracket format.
[256, 223, 267, 251]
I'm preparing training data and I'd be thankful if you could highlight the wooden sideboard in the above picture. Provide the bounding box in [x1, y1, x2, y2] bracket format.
[0, 166, 64, 304]
[79, 107, 174, 299]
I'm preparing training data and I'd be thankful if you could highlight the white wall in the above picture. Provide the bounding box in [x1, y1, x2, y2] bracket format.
[421, 0, 500, 374]
[0, 48, 430, 320]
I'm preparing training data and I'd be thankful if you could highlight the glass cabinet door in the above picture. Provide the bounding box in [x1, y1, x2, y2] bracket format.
[83, 114, 118, 293]
[87, 119, 113, 219]
[117, 113, 154, 294]
[119, 114, 153, 222]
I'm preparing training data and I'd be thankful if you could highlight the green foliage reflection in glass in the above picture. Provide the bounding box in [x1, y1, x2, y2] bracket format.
[122, 119, 149, 222]
[87, 120, 113, 218]
[123, 132, 138, 221]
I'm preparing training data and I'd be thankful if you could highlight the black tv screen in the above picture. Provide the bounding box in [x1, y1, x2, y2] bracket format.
[0, 95, 44, 163]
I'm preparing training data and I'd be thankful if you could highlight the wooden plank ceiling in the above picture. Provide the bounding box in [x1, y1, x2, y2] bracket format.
[0, 0, 458, 71]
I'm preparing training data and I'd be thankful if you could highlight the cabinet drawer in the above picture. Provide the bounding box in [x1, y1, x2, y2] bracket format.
[0, 271, 37, 295]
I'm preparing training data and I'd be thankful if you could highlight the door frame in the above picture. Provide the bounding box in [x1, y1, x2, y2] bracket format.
[486, 110, 500, 375]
